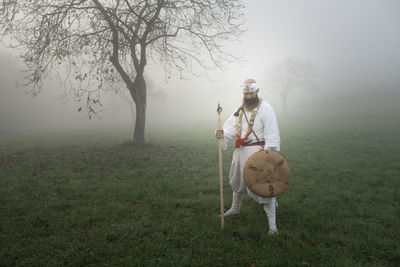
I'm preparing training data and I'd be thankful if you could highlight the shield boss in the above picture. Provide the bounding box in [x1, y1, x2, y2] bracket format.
[244, 150, 290, 198]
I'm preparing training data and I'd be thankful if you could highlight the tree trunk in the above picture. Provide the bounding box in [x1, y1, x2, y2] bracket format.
[133, 100, 146, 146]
[131, 73, 147, 146]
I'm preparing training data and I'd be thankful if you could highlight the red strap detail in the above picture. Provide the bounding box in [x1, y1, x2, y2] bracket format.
[235, 134, 241, 148]
[235, 131, 252, 148]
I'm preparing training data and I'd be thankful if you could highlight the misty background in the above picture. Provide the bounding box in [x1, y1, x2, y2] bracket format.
[1, 0, 399, 135]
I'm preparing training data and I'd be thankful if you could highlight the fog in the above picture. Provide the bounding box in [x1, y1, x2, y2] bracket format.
[1, 0, 399, 136]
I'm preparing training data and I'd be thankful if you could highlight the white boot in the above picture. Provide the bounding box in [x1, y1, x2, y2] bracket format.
[223, 192, 244, 217]
[263, 197, 278, 235]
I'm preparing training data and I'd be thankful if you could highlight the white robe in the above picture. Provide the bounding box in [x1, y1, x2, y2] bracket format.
[221, 100, 280, 204]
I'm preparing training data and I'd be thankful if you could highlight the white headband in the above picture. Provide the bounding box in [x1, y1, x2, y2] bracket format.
[241, 83, 258, 93]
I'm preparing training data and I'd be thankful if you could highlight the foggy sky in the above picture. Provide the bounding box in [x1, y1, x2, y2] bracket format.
[1, 0, 399, 134]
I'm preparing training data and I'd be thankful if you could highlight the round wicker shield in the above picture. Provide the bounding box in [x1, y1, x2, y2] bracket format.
[243, 150, 290, 198]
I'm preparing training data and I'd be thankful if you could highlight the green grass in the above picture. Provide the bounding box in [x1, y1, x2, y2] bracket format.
[0, 123, 399, 266]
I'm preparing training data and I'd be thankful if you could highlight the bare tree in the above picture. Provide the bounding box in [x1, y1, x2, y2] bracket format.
[267, 57, 315, 115]
[0, 0, 245, 146]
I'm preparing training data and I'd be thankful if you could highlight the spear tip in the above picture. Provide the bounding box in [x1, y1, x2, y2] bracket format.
[217, 101, 222, 113]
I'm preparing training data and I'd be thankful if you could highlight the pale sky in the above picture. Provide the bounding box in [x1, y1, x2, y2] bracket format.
[0, 0, 399, 133]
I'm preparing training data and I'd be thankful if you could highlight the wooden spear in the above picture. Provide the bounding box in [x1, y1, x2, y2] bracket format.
[217, 102, 224, 230]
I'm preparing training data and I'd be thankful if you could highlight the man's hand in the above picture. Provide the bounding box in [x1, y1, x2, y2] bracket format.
[215, 129, 224, 139]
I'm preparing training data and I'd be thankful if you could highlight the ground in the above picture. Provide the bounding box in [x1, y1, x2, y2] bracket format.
[0, 122, 399, 266]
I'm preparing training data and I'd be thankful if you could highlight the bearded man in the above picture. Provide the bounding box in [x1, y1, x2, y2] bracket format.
[215, 78, 281, 234]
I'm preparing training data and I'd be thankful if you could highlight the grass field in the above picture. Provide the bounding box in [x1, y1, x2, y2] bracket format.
[0, 121, 399, 266]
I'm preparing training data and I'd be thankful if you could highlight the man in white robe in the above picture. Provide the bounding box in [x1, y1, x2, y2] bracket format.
[215, 78, 281, 234]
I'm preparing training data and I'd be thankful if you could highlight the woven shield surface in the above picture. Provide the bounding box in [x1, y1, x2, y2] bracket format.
[244, 150, 290, 198]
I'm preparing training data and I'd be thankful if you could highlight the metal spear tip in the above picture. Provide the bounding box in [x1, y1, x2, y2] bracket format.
[217, 101, 223, 113]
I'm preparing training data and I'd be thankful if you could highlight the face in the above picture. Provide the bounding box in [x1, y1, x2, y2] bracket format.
[242, 88, 260, 110]
[243, 89, 258, 99]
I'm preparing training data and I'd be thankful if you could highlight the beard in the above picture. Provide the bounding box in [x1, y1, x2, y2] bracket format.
[243, 96, 260, 111]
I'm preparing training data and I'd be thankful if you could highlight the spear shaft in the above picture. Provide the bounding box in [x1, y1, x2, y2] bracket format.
[217, 102, 224, 230]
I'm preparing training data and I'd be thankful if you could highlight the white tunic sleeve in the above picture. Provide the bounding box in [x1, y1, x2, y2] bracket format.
[261, 102, 281, 151]
[221, 112, 237, 150]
